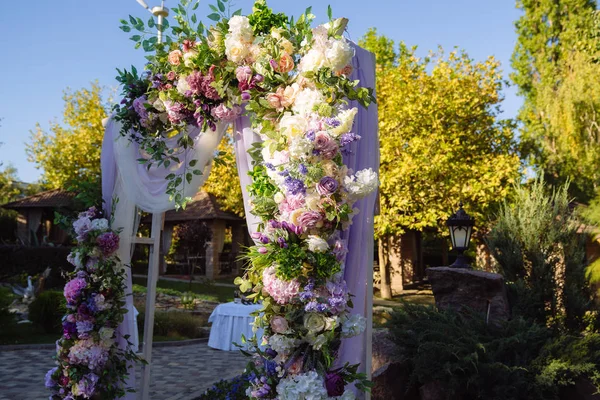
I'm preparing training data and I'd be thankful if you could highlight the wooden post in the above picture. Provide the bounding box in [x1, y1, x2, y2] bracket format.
[365, 256, 374, 400]
[139, 212, 164, 400]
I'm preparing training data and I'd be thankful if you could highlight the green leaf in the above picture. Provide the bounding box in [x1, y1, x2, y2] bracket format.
[232, 8, 242, 16]
[217, 0, 225, 12]
[129, 15, 137, 25]
[148, 17, 155, 28]
[327, 5, 332, 20]
[209, 4, 218, 12]
[192, 1, 200, 10]
[189, 159, 198, 167]
[191, 14, 197, 23]
[130, 35, 141, 42]
[207, 13, 221, 21]
[120, 25, 132, 32]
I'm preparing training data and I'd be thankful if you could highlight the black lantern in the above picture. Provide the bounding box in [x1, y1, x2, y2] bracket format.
[446, 202, 474, 268]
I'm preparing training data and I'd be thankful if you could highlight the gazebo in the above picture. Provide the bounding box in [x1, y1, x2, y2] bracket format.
[2, 189, 75, 245]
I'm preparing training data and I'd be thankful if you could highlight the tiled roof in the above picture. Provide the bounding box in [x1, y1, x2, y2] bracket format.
[2, 189, 75, 210]
[161, 191, 243, 222]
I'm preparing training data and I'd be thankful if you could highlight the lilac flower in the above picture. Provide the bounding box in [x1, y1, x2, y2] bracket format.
[254, 74, 264, 83]
[76, 320, 94, 339]
[298, 164, 308, 175]
[277, 237, 288, 248]
[306, 130, 316, 141]
[325, 117, 341, 127]
[164, 100, 190, 124]
[250, 376, 272, 398]
[132, 95, 149, 122]
[45, 367, 58, 389]
[268, 220, 282, 229]
[186, 71, 204, 96]
[281, 221, 303, 236]
[284, 177, 306, 195]
[63, 320, 77, 339]
[97, 232, 119, 256]
[263, 359, 278, 376]
[75, 373, 99, 399]
[296, 211, 323, 230]
[305, 301, 328, 313]
[72, 217, 92, 242]
[317, 176, 339, 195]
[340, 132, 361, 147]
[211, 104, 242, 122]
[242, 91, 251, 101]
[264, 163, 274, 170]
[64, 278, 87, 306]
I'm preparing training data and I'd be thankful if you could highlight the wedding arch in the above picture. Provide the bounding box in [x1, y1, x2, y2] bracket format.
[46, 1, 379, 399]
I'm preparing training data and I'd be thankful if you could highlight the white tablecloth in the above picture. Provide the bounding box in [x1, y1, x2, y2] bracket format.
[208, 302, 263, 351]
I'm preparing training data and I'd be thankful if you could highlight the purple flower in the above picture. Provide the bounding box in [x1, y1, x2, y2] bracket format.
[306, 130, 316, 141]
[133, 95, 149, 122]
[277, 237, 288, 248]
[64, 278, 87, 305]
[211, 104, 242, 122]
[281, 221, 303, 236]
[340, 132, 361, 147]
[268, 220, 282, 229]
[97, 232, 119, 256]
[297, 211, 323, 230]
[45, 367, 58, 389]
[76, 320, 94, 339]
[186, 71, 204, 96]
[201, 75, 221, 100]
[325, 371, 345, 397]
[241, 91, 251, 101]
[75, 373, 99, 399]
[298, 164, 308, 175]
[254, 74, 264, 83]
[236, 66, 253, 83]
[164, 100, 190, 124]
[317, 176, 339, 195]
[73, 217, 92, 242]
[258, 247, 268, 254]
[325, 117, 341, 127]
[63, 320, 77, 339]
[284, 177, 306, 195]
[269, 59, 278, 70]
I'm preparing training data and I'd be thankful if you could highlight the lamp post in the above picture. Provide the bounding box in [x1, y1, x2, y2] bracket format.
[136, 0, 169, 44]
[446, 202, 474, 268]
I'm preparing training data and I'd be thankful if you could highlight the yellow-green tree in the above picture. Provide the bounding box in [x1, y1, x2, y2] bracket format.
[202, 134, 245, 217]
[27, 83, 107, 191]
[360, 29, 521, 297]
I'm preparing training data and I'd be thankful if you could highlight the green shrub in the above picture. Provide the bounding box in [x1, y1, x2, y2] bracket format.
[487, 177, 593, 331]
[28, 291, 66, 333]
[387, 304, 600, 399]
[196, 374, 251, 400]
[0, 286, 16, 326]
[137, 310, 207, 340]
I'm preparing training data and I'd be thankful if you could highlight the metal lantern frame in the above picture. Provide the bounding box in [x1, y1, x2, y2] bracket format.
[446, 202, 474, 268]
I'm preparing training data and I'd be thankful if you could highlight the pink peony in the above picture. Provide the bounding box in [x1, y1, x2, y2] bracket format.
[64, 277, 87, 305]
[297, 211, 323, 230]
[97, 232, 119, 256]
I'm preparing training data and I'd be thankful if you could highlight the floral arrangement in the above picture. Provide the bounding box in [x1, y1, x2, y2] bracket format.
[46, 207, 141, 399]
[115, 0, 378, 399]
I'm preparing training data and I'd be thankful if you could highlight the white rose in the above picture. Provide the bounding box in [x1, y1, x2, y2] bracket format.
[279, 113, 308, 138]
[304, 313, 327, 333]
[224, 34, 248, 64]
[176, 76, 191, 95]
[305, 192, 321, 211]
[344, 168, 379, 200]
[274, 192, 285, 204]
[306, 235, 329, 253]
[91, 218, 109, 232]
[288, 138, 313, 158]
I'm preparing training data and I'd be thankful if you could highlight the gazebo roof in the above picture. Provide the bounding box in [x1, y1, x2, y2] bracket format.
[161, 191, 243, 223]
[2, 189, 75, 210]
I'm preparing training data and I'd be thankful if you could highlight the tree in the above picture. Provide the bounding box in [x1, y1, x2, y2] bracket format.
[511, 0, 600, 202]
[26, 83, 107, 196]
[202, 134, 245, 216]
[360, 29, 521, 298]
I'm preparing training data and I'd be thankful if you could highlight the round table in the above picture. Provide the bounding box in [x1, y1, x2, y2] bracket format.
[208, 301, 263, 351]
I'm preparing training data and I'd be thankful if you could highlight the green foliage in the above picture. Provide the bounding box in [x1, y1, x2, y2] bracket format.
[359, 29, 520, 238]
[388, 304, 600, 399]
[248, 0, 289, 35]
[0, 286, 16, 326]
[28, 290, 66, 334]
[487, 177, 593, 331]
[137, 310, 207, 339]
[511, 0, 600, 202]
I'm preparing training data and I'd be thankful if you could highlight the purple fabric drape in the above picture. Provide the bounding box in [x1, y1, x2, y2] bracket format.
[336, 45, 379, 380]
[233, 44, 379, 389]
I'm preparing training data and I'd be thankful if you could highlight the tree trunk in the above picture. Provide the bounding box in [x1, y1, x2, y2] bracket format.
[378, 236, 393, 299]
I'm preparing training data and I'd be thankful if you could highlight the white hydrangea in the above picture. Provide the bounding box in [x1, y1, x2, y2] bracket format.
[325, 38, 354, 72]
[289, 137, 314, 158]
[227, 15, 253, 42]
[99, 327, 115, 348]
[344, 168, 379, 200]
[330, 107, 358, 137]
[292, 88, 325, 116]
[299, 48, 327, 72]
[91, 218, 109, 232]
[306, 235, 329, 253]
[183, 50, 198, 67]
[276, 370, 329, 400]
[341, 313, 366, 338]
[268, 334, 299, 356]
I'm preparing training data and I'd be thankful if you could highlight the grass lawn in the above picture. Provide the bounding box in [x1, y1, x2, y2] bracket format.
[132, 277, 234, 303]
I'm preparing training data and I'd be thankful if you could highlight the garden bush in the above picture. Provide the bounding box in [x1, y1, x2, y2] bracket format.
[387, 303, 600, 400]
[195, 374, 251, 400]
[0, 245, 73, 289]
[0, 286, 15, 326]
[28, 290, 66, 334]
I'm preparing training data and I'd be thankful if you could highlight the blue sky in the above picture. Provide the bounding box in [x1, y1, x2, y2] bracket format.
[0, 0, 521, 183]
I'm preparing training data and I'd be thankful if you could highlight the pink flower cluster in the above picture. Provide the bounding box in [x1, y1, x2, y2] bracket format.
[262, 266, 301, 305]
[64, 277, 87, 306]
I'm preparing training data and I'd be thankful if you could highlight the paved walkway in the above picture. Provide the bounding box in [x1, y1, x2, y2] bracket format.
[0, 342, 247, 400]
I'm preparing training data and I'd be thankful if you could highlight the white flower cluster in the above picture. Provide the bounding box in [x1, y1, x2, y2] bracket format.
[292, 87, 325, 116]
[276, 371, 328, 400]
[268, 334, 299, 356]
[341, 313, 366, 338]
[225, 15, 254, 64]
[344, 168, 379, 201]
[306, 235, 329, 253]
[299, 22, 354, 74]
